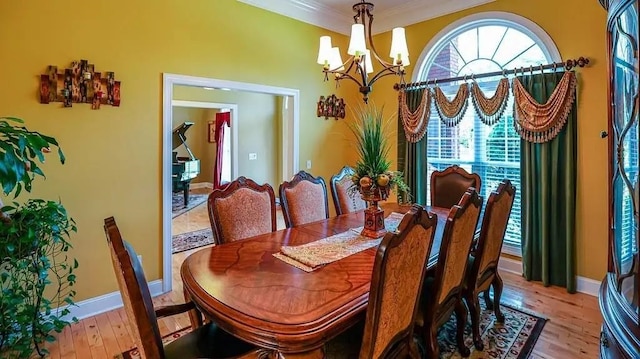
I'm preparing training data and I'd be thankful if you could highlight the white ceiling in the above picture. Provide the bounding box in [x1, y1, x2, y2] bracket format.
[238, 0, 495, 35]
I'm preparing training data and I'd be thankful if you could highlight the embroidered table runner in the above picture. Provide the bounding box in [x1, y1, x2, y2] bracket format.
[274, 212, 406, 272]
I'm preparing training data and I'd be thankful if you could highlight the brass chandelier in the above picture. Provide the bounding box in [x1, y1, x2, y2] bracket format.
[316, 0, 409, 103]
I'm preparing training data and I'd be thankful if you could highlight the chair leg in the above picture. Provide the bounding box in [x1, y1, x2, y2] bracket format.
[466, 292, 483, 351]
[423, 324, 439, 359]
[483, 289, 493, 310]
[493, 274, 505, 323]
[454, 300, 471, 357]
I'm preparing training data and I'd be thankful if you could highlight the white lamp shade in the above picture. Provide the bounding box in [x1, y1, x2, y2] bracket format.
[389, 27, 410, 66]
[317, 36, 333, 65]
[347, 24, 367, 56]
[329, 47, 345, 71]
[359, 49, 374, 74]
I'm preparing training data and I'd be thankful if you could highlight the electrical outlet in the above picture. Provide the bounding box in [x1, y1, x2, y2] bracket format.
[306, 160, 312, 169]
[249, 153, 258, 160]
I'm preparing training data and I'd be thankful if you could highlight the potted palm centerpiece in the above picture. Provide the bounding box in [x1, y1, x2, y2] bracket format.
[348, 106, 409, 238]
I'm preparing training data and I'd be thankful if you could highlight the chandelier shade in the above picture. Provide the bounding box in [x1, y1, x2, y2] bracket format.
[317, 0, 409, 103]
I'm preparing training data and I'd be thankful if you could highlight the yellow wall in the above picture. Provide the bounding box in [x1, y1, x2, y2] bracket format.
[0, 0, 354, 301]
[368, 0, 609, 281]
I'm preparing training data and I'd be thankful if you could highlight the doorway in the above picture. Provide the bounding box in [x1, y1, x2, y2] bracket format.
[162, 74, 300, 293]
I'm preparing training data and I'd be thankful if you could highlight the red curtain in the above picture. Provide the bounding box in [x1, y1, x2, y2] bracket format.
[213, 112, 231, 189]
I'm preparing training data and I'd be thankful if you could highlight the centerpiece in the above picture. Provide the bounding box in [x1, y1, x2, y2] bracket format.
[348, 106, 409, 238]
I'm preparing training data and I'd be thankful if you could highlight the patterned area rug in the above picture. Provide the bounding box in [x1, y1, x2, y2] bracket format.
[172, 192, 208, 218]
[116, 300, 545, 358]
[172, 228, 214, 254]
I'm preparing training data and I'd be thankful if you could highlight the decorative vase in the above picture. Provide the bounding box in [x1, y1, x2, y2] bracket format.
[360, 185, 389, 238]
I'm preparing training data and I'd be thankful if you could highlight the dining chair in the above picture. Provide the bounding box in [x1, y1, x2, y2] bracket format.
[207, 176, 277, 245]
[330, 165, 367, 215]
[415, 188, 483, 358]
[104, 217, 260, 359]
[463, 179, 516, 350]
[325, 204, 438, 358]
[430, 165, 482, 209]
[279, 170, 329, 228]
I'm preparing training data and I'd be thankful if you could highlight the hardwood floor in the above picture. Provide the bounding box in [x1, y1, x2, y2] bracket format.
[39, 198, 602, 358]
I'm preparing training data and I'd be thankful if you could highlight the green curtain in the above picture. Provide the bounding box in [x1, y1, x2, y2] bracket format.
[520, 72, 577, 293]
[397, 88, 427, 205]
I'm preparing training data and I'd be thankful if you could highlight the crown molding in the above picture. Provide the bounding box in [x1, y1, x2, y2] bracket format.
[238, 0, 353, 35]
[238, 0, 496, 35]
[373, 0, 496, 34]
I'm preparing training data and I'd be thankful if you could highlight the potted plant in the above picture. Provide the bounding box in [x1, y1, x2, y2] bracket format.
[347, 105, 409, 238]
[0, 117, 77, 359]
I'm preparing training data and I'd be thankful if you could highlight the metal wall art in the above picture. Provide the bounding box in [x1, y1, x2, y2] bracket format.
[39, 59, 120, 109]
[317, 94, 346, 120]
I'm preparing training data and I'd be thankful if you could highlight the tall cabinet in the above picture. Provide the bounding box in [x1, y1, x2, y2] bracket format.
[599, 0, 640, 358]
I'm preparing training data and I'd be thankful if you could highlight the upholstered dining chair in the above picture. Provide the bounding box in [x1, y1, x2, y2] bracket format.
[430, 165, 482, 209]
[207, 176, 277, 245]
[463, 179, 516, 350]
[279, 170, 329, 228]
[104, 217, 260, 359]
[415, 188, 483, 358]
[330, 166, 367, 215]
[324, 204, 438, 358]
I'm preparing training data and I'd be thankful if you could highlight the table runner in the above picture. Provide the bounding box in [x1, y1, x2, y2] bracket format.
[274, 212, 405, 272]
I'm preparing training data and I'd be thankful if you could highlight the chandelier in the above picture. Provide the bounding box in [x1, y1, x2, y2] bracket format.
[316, 0, 409, 103]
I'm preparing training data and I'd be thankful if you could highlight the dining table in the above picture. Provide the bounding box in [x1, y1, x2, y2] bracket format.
[181, 203, 449, 358]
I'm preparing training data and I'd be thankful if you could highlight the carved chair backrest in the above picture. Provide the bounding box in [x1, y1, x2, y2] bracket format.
[207, 176, 277, 245]
[433, 189, 483, 305]
[104, 217, 165, 359]
[430, 165, 482, 209]
[359, 205, 437, 359]
[279, 171, 329, 228]
[471, 180, 516, 284]
[330, 166, 367, 215]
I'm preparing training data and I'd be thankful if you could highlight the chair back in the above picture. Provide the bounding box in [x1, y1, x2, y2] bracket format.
[208, 176, 276, 245]
[359, 205, 437, 359]
[471, 180, 516, 284]
[279, 171, 329, 227]
[330, 166, 367, 215]
[433, 189, 483, 305]
[430, 165, 481, 209]
[104, 217, 165, 359]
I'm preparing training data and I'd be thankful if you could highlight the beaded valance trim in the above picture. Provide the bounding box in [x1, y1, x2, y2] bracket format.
[433, 83, 469, 127]
[398, 89, 431, 143]
[471, 78, 510, 126]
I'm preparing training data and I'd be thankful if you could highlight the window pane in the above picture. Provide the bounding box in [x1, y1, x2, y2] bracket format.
[418, 19, 554, 252]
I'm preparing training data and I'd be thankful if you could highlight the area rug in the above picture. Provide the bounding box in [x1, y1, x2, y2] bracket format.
[116, 300, 545, 358]
[172, 228, 214, 254]
[172, 192, 208, 218]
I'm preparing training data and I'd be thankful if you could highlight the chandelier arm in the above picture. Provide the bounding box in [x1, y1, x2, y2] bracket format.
[367, 66, 404, 85]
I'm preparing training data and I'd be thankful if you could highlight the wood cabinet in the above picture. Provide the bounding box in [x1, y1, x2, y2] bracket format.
[599, 0, 640, 357]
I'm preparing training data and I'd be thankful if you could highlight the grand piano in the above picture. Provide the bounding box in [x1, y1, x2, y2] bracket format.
[172, 122, 200, 206]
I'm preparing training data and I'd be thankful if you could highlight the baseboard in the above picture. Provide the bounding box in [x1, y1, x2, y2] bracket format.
[576, 276, 601, 297]
[498, 256, 601, 297]
[190, 182, 213, 189]
[56, 280, 164, 321]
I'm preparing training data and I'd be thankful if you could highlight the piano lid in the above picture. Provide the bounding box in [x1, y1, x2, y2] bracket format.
[172, 121, 196, 159]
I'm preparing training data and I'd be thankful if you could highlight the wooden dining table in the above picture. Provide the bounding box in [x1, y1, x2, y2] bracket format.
[181, 204, 449, 358]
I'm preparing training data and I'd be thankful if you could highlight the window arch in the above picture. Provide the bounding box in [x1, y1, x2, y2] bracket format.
[414, 13, 560, 254]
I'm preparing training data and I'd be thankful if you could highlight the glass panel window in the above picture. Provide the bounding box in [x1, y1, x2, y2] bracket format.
[417, 19, 557, 254]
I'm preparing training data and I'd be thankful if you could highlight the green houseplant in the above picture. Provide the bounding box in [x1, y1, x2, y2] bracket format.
[0, 117, 77, 358]
[347, 105, 410, 202]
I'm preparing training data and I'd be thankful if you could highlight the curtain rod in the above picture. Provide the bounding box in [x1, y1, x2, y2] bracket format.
[394, 56, 590, 90]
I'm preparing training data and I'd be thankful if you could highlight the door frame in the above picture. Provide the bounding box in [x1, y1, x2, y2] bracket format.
[162, 73, 300, 292]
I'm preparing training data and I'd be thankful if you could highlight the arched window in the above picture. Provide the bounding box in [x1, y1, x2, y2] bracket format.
[415, 13, 560, 254]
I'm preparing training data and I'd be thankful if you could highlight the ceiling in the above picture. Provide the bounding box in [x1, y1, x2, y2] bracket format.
[238, 0, 495, 35]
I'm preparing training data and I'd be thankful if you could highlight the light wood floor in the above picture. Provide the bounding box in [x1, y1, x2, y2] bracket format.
[39, 196, 602, 358]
